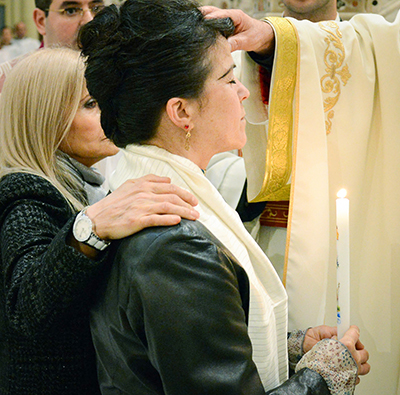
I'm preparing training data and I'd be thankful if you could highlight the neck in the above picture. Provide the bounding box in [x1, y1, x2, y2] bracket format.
[283, 5, 337, 22]
[148, 132, 211, 171]
[147, 142, 209, 171]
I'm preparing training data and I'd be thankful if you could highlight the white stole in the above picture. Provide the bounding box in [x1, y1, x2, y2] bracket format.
[110, 144, 288, 390]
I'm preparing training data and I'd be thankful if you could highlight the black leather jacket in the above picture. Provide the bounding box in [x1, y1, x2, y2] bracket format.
[91, 219, 329, 395]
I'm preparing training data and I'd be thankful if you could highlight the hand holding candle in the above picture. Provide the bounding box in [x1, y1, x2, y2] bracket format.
[336, 188, 350, 340]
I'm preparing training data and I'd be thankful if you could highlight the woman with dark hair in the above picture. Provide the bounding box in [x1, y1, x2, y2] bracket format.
[79, 0, 369, 394]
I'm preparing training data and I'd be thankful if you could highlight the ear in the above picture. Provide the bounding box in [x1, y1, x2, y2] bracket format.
[33, 8, 47, 37]
[165, 97, 194, 130]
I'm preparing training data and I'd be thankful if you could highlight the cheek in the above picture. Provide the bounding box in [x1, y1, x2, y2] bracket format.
[64, 128, 94, 154]
[70, 116, 101, 143]
[59, 133, 78, 156]
[49, 20, 78, 45]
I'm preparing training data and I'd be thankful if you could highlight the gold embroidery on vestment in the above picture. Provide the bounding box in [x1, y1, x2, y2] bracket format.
[319, 21, 351, 134]
[251, 17, 297, 202]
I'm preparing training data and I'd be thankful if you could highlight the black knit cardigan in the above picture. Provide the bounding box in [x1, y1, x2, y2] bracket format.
[0, 172, 109, 395]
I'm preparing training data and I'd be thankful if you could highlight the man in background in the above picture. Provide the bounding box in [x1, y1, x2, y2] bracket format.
[32, 0, 104, 49]
[0, 27, 19, 63]
[12, 21, 41, 56]
[0, 0, 105, 91]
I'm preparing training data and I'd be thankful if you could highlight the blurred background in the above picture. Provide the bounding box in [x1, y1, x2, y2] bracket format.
[1, 0, 399, 43]
[204, 0, 400, 19]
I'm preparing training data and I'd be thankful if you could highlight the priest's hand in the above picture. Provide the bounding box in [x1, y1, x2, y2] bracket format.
[201, 6, 275, 55]
[339, 326, 371, 384]
[303, 325, 337, 353]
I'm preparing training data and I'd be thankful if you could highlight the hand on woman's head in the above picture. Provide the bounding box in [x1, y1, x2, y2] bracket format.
[201, 6, 275, 54]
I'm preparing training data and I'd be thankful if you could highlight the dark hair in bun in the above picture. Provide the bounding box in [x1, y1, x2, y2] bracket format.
[79, 0, 234, 148]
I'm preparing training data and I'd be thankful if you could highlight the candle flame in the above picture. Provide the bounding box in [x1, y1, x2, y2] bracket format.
[337, 188, 347, 198]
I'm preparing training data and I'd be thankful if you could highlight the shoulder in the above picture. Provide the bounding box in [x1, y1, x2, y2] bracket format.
[112, 219, 245, 282]
[119, 219, 233, 263]
[0, 172, 63, 199]
[99, 219, 249, 312]
[0, 173, 71, 221]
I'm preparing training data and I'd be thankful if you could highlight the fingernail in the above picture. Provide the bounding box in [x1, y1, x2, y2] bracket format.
[192, 210, 200, 218]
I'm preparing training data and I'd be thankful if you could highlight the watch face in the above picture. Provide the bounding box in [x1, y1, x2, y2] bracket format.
[73, 215, 93, 242]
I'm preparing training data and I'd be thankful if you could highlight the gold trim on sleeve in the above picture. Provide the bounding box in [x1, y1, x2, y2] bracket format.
[318, 21, 351, 135]
[250, 17, 297, 202]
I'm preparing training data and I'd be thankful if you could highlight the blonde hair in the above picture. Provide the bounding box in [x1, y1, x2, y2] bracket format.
[0, 48, 87, 211]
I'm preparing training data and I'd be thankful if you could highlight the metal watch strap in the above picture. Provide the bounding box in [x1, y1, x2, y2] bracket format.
[83, 231, 111, 251]
[77, 207, 111, 251]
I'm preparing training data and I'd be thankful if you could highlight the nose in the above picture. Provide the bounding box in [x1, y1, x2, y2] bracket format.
[80, 8, 94, 24]
[237, 78, 250, 101]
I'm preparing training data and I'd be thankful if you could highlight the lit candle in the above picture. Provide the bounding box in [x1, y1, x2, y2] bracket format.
[336, 188, 350, 340]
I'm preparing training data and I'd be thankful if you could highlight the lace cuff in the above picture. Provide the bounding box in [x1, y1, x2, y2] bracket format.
[295, 338, 358, 395]
[287, 329, 308, 371]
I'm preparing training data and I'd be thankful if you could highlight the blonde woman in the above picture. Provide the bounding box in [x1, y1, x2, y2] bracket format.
[0, 48, 199, 395]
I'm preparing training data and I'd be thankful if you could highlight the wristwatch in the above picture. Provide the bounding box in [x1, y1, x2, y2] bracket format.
[72, 207, 111, 251]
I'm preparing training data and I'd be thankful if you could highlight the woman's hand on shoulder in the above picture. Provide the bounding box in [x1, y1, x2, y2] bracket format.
[86, 174, 199, 240]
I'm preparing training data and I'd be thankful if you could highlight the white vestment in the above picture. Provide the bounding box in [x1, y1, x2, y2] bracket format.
[240, 13, 400, 394]
[110, 144, 289, 390]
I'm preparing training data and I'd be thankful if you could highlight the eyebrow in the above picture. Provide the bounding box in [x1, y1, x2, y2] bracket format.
[79, 93, 91, 103]
[59, 0, 103, 7]
[218, 64, 235, 80]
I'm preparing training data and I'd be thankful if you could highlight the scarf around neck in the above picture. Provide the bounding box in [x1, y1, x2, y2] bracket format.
[110, 144, 289, 390]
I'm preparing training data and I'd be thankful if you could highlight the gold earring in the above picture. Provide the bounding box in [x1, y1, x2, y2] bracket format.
[184, 125, 191, 151]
